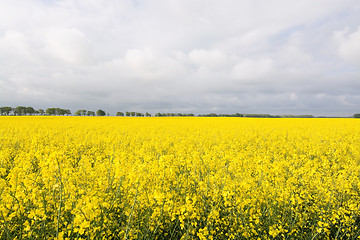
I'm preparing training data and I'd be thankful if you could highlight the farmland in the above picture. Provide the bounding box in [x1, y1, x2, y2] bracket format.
[0, 117, 360, 239]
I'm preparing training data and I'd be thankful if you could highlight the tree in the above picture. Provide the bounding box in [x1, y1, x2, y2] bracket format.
[75, 110, 86, 116]
[96, 109, 106, 116]
[130, 112, 136, 117]
[75, 110, 87, 116]
[37, 109, 45, 115]
[26, 107, 35, 115]
[0, 107, 11, 115]
[3, 107, 12, 115]
[75, 110, 83, 116]
[145, 112, 151, 117]
[87, 111, 95, 116]
[54, 108, 61, 115]
[58, 108, 66, 116]
[116, 112, 124, 116]
[46, 108, 56, 115]
[65, 109, 71, 116]
[14, 106, 26, 115]
[125, 112, 130, 117]
[354, 113, 360, 118]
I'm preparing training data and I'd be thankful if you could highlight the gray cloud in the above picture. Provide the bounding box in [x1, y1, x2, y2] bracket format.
[0, 0, 360, 116]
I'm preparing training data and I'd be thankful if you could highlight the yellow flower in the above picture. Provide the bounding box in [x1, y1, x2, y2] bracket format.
[0, 116, 360, 239]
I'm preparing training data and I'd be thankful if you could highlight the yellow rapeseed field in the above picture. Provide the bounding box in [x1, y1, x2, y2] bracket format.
[0, 116, 360, 239]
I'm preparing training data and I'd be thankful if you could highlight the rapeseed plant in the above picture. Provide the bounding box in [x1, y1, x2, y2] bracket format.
[0, 117, 359, 239]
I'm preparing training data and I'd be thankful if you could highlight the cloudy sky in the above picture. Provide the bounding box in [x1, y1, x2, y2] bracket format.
[1, 0, 360, 116]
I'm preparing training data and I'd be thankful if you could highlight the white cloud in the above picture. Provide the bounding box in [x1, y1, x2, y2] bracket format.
[0, 0, 359, 116]
[334, 26, 360, 66]
[188, 49, 228, 70]
[0, 31, 39, 65]
[232, 58, 274, 80]
[45, 28, 94, 65]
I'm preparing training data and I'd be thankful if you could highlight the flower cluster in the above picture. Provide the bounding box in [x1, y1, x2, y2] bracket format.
[0, 117, 359, 239]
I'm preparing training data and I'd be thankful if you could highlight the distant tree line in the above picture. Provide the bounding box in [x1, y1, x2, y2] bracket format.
[75, 109, 108, 116]
[1, 106, 359, 118]
[75, 110, 94, 116]
[199, 113, 282, 118]
[199, 113, 243, 117]
[0, 106, 71, 116]
[45, 108, 71, 116]
[0, 107, 15, 115]
[198, 113, 317, 118]
[119, 112, 152, 117]
[154, 113, 195, 117]
[281, 115, 314, 118]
